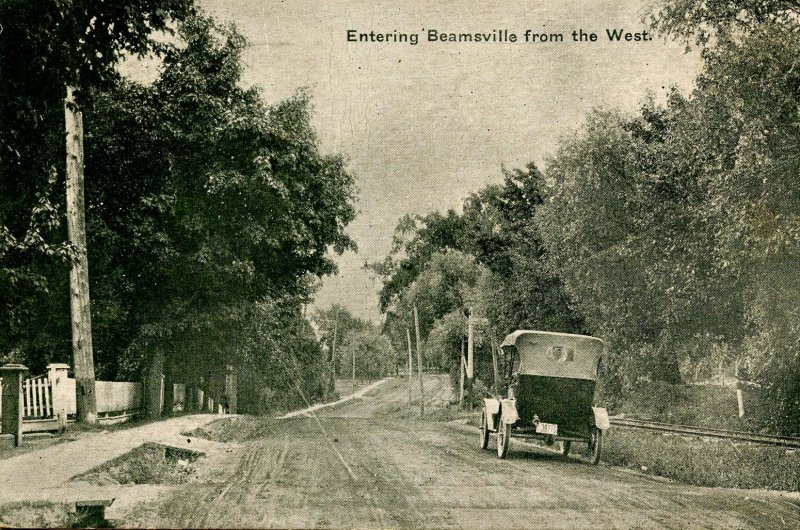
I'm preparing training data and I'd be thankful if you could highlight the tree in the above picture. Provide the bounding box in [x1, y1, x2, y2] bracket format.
[459, 165, 585, 337]
[1, 0, 195, 422]
[1, 9, 359, 418]
[648, 0, 800, 47]
[644, 0, 800, 431]
[84, 15, 358, 406]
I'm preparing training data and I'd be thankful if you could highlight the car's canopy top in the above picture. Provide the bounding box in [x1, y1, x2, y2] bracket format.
[500, 330, 604, 381]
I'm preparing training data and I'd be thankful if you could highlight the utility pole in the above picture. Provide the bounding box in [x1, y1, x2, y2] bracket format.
[406, 327, 413, 405]
[490, 330, 500, 395]
[352, 343, 356, 390]
[459, 337, 466, 404]
[331, 309, 339, 380]
[65, 86, 97, 424]
[413, 305, 424, 416]
[467, 306, 474, 380]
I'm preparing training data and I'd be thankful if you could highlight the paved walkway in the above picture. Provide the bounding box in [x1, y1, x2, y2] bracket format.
[0, 414, 222, 505]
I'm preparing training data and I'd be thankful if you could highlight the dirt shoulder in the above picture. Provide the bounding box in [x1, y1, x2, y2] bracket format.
[0, 414, 221, 503]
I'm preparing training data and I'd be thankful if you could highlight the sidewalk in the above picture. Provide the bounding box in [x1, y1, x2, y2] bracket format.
[0, 413, 222, 504]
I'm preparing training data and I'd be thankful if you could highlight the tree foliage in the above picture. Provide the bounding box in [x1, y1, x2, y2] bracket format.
[370, 2, 800, 432]
[538, 4, 800, 429]
[313, 305, 396, 380]
[372, 167, 583, 396]
[1, 8, 358, 412]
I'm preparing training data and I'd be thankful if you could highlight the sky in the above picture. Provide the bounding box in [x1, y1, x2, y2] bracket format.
[171, 0, 703, 322]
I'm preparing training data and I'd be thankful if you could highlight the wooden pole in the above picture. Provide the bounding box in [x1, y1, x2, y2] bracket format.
[490, 330, 500, 395]
[331, 310, 339, 381]
[65, 86, 97, 424]
[467, 307, 474, 380]
[413, 305, 424, 416]
[352, 343, 356, 390]
[737, 387, 745, 418]
[459, 337, 465, 404]
[406, 327, 413, 405]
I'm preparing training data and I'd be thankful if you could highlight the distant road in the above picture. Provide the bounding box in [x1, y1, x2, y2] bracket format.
[120, 375, 800, 528]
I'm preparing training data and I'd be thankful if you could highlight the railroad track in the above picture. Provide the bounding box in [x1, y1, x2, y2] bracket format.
[610, 418, 800, 448]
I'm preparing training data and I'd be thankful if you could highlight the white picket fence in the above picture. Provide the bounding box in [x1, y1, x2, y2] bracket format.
[0, 365, 148, 433]
[2, 364, 215, 434]
[22, 374, 53, 419]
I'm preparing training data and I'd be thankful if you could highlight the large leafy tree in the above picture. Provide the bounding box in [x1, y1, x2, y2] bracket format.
[82, 16, 357, 386]
[373, 165, 584, 396]
[460, 165, 584, 337]
[0, 0, 194, 370]
[533, 1, 800, 429]
[648, 0, 800, 430]
[1, 6, 359, 415]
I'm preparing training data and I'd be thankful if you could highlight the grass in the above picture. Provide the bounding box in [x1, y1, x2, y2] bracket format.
[184, 414, 280, 443]
[609, 382, 778, 434]
[0, 500, 97, 528]
[71, 442, 201, 486]
[595, 381, 800, 490]
[602, 427, 800, 491]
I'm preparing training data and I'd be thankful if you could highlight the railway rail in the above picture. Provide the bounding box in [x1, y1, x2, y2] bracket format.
[610, 418, 800, 448]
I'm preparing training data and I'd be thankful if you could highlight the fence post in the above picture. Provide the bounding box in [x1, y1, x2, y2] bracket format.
[47, 363, 70, 431]
[225, 365, 237, 414]
[1, 364, 28, 447]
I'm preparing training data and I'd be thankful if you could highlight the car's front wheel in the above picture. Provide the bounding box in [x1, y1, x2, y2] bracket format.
[480, 409, 490, 449]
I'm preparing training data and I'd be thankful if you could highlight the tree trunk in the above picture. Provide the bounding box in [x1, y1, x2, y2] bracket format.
[65, 85, 97, 424]
[162, 357, 175, 417]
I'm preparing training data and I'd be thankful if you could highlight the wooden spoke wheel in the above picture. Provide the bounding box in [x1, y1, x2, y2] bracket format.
[587, 427, 602, 465]
[480, 409, 490, 450]
[496, 420, 510, 459]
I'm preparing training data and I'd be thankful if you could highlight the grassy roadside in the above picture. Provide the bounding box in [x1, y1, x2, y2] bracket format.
[454, 403, 799, 492]
[606, 382, 780, 434]
[602, 428, 800, 491]
[0, 501, 96, 528]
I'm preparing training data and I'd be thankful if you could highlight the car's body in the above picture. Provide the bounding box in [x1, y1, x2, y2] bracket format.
[480, 330, 609, 463]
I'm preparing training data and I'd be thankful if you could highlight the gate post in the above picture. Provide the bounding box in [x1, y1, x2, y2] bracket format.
[47, 363, 70, 431]
[145, 351, 164, 418]
[1, 364, 28, 447]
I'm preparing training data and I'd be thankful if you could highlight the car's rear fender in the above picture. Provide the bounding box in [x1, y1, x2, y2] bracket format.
[591, 406, 610, 430]
[484, 398, 500, 431]
[500, 398, 519, 425]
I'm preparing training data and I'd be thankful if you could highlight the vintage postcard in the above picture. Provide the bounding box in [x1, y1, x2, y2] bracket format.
[0, 0, 798, 528]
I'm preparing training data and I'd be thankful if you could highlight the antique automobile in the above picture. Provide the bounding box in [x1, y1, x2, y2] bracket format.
[479, 330, 610, 463]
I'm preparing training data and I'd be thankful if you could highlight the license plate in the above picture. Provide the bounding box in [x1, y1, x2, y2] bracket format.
[536, 422, 558, 435]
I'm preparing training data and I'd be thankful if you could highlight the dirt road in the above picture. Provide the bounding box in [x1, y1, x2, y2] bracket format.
[117, 375, 800, 528]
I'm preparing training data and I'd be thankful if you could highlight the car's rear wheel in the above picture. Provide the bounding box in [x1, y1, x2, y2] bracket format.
[588, 427, 602, 465]
[480, 409, 490, 449]
[496, 420, 510, 459]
